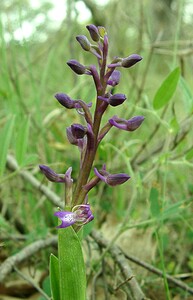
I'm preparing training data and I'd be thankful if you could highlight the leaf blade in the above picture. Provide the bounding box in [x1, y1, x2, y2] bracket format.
[0, 116, 15, 177]
[58, 226, 86, 300]
[50, 254, 60, 300]
[153, 67, 180, 110]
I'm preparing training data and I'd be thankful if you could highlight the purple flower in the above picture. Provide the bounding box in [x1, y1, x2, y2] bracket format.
[76, 35, 91, 51]
[66, 126, 85, 149]
[54, 204, 94, 228]
[86, 24, 100, 42]
[39, 165, 66, 182]
[108, 94, 126, 107]
[71, 123, 87, 139]
[107, 54, 142, 69]
[67, 59, 86, 75]
[55, 93, 77, 109]
[109, 115, 145, 131]
[107, 70, 121, 86]
[97, 93, 126, 107]
[94, 166, 130, 186]
[121, 54, 143, 68]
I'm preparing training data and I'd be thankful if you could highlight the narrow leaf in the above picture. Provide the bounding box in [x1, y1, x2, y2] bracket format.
[149, 187, 161, 217]
[0, 116, 15, 177]
[58, 226, 86, 300]
[50, 254, 60, 300]
[15, 117, 30, 165]
[153, 67, 180, 110]
[180, 76, 193, 112]
[186, 148, 193, 160]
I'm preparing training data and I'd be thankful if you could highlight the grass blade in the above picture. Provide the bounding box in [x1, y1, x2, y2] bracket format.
[50, 254, 60, 300]
[0, 116, 15, 177]
[15, 116, 30, 166]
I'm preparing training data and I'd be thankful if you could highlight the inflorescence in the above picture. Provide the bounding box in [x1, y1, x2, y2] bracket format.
[39, 24, 144, 230]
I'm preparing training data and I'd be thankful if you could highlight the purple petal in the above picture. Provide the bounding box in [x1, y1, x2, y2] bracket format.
[54, 211, 76, 228]
[107, 70, 121, 86]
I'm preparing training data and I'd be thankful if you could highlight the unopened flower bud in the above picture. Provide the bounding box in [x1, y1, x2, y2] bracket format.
[67, 59, 86, 75]
[107, 70, 121, 86]
[55, 93, 75, 108]
[121, 54, 142, 68]
[39, 165, 65, 182]
[76, 35, 91, 51]
[94, 167, 130, 186]
[86, 24, 100, 42]
[98, 26, 106, 38]
[109, 93, 126, 107]
[66, 127, 78, 145]
[109, 115, 145, 131]
[71, 123, 87, 139]
[126, 116, 145, 131]
[107, 173, 131, 186]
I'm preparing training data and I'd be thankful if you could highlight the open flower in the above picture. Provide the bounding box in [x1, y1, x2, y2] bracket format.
[54, 204, 94, 228]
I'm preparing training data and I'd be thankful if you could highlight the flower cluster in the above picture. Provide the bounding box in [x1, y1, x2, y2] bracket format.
[40, 25, 144, 230]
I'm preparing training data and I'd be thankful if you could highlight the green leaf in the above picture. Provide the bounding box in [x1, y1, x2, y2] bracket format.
[180, 76, 193, 112]
[15, 117, 30, 166]
[169, 117, 179, 134]
[0, 116, 15, 177]
[50, 254, 60, 300]
[149, 187, 161, 217]
[58, 226, 86, 300]
[153, 67, 180, 110]
[161, 201, 183, 220]
[186, 148, 193, 160]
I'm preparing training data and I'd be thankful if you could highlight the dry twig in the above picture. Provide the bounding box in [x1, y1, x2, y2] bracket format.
[90, 230, 147, 300]
[0, 236, 57, 283]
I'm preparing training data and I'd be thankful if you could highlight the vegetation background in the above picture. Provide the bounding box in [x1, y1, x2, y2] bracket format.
[0, 0, 193, 299]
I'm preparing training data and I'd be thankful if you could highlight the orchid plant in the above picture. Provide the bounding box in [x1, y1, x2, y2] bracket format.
[40, 24, 144, 300]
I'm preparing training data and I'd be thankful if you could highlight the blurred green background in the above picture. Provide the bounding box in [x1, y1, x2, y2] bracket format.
[0, 0, 193, 299]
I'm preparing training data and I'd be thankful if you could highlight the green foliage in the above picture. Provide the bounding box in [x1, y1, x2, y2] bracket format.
[0, 1, 193, 299]
[0, 116, 15, 177]
[58, 226, 86, 300]
[50, 254, 60, 300]
[149, 187, 161, 217]
[153, 67, 180, 110]
[15, 116, 30, 166]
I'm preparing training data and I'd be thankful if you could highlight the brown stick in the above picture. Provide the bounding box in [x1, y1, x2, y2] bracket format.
[0, 236, 57, 283]
[6, 154, 63, 208]
[90, 230, 147, 300]
[123, 252, 193, 295]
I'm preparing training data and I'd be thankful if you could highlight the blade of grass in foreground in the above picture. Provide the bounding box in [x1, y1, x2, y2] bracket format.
[0, 116, 15, 177]
[15, 116, 30, 166]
